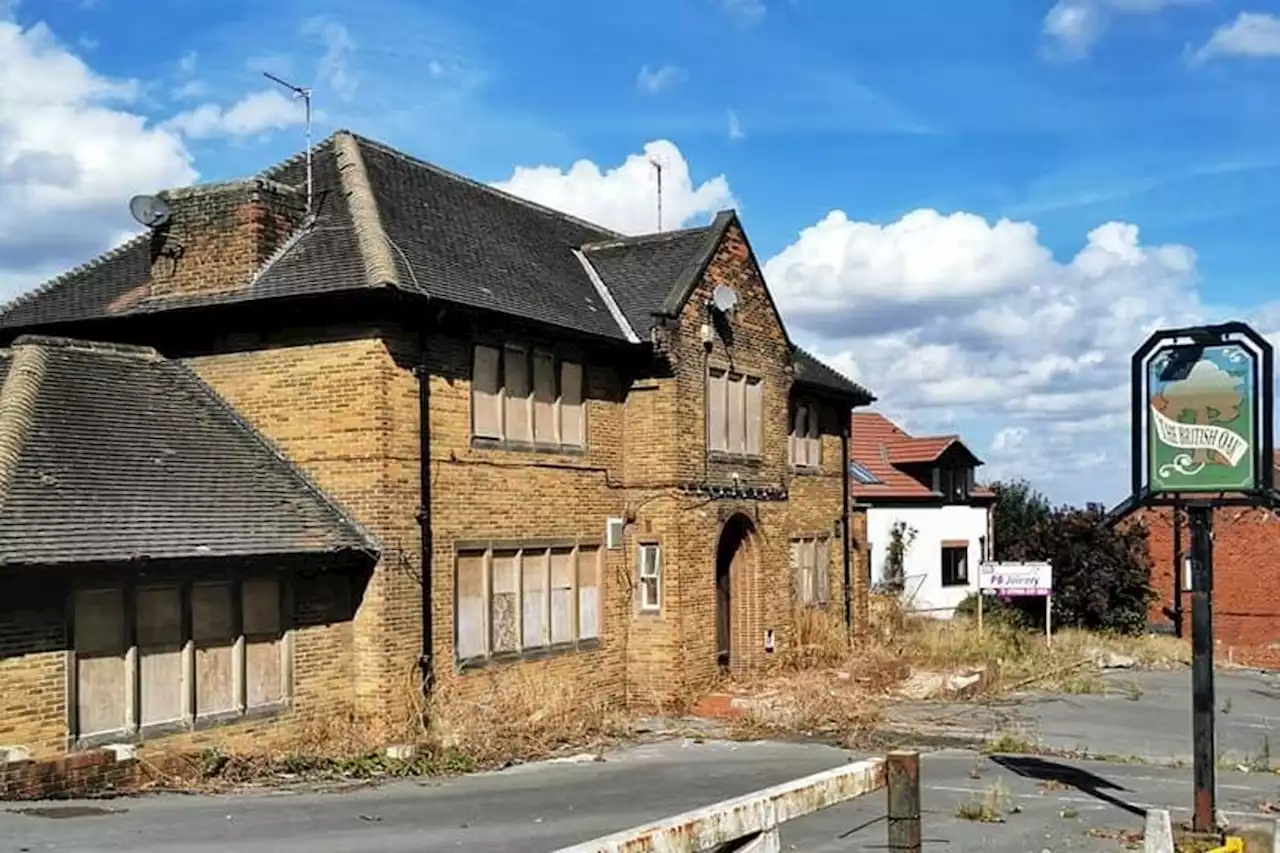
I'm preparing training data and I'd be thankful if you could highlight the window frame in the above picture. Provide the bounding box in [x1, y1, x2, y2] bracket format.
[790, 535, 831, 608]
[470, 343, 587, 453]
[67, 576, 293, 750]
[637, 542, 662, 614]
[707, 366, 763, 459]
[453, 541, 603, 669]
[941, 544, 970, 587]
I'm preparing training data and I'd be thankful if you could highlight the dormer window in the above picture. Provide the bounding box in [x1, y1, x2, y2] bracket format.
[936, 466, 974, 503]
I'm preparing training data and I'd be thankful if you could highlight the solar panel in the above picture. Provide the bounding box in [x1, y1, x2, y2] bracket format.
[849, 461, 882, 485]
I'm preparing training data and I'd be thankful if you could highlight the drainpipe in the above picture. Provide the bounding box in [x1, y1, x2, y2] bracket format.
[841, 413, 853, 634]
[414, 337, 435, 700]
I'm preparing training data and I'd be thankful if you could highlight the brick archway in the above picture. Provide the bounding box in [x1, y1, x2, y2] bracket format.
[715, 512, 757, 674]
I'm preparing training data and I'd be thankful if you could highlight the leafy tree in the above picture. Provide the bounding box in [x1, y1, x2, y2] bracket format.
[980, 480, 1155, 635]
[989, 479, 1051, 561]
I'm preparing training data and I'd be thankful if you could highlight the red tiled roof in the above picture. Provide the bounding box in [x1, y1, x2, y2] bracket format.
[849, 412, 993, 501]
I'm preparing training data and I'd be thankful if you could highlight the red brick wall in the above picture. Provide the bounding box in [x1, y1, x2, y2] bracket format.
[1, 749, 140, 801]
[1143, 506, 1280, 669]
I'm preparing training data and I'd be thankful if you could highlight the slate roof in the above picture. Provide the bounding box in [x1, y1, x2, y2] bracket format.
[792, 346, 875, 402]
[849, 412, 992, 501]
[0, 336, 377, 567]
[0, 130, 871, 399]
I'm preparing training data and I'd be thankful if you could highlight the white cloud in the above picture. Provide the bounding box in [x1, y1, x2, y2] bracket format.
[1043, 0, 1206, 58]
[717, 0, 766, 25]
[1192, 12, 1280, 62]
[492, 140, 737, 235]
[0, 16, 194, 302]
[728, 109, 744, 140]
[304, 17, 357, 100]
[765, 206, 1209, 501]
[636, 64, 686, 95]
[164, 89, 305, 140]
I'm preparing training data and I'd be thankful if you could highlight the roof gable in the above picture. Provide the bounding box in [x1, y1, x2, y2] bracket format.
[849, 412, 991, 500]
[0, 335, 377, 567]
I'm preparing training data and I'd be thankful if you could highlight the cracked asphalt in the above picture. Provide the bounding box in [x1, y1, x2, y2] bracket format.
[1, 668, 1276, 852]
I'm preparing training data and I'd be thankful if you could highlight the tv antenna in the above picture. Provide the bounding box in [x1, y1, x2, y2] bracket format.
[649, 157, 663, 233]
[263, 71, 313, 216]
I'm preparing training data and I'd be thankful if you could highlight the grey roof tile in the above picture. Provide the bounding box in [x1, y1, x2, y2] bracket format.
[791, 346, 875, 402]
[580, 226, 717, 337]
[0, 336, 377, 567]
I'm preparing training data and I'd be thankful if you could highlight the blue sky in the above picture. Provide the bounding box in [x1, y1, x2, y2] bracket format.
[5, 0, 1280, 507]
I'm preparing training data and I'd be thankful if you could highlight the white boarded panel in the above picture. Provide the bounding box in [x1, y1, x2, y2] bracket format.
[745, 377, 762, 456]
[533, 353, 557, 445]
[707, 369, 727, 452]
[790, 541, 804, 602]
[560, 361, 585, 447]
[522, 548, 549, 650]
[817, 539, 830, 604]
[727, 374, 745, 454]
[74, 588, 127, 736]
[456, 551, 487, 659]
[192, 584, 235, 716]
[246, 639, 283, 707]
[491, 551, 519, 653]
[577, 546, 601, 641]
[550, 548, 575, 644]
[136, 587, 182, 726]
[472, 345, 503, 438]
[504, 347, 532, 442]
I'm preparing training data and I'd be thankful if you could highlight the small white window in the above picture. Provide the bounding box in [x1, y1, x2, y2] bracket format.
[638, 543, 662, 612]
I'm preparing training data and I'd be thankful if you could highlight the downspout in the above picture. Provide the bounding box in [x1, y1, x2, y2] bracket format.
[414, 334, 435, 700]
[841, 413, 853, 635]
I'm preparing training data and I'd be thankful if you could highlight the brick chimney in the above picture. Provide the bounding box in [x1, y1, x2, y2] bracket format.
[147, 178, 306, 299]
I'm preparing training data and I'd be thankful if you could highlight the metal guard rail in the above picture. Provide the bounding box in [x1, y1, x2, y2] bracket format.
[550, 750, 922, 853]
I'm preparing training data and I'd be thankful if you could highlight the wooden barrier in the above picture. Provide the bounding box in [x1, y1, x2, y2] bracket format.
[550, 750, 922, 853]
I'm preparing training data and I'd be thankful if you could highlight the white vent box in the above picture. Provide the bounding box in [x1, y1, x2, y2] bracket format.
[605, 517, 624, 549]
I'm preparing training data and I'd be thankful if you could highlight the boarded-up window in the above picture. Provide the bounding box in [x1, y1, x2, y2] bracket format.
[522, 549, 549, 650]
[560, 361, 585, 448]
[472, 345, 503, 439]
[790, 402, 821, 468]
[578, 546, 601, 640]
[709, 369, 761, 457]
[707, 368, 727, 452]
[745, 378, 763, 457]
[791, 537, 830, 607]
[504, 347, 532, 443]
[491, 551, 520, 653]
[532, 352, 557, 445]
[74, 588, 127, 737]
[242, 580, 283, 708]
[136, 587, 183, 727]
[455, 551, 487, 660]
[456, 542, 602, 663]
[71, 578, 294, 743]
[637, 543, 661, 613]
[192, 583, 236, 717]
[550, 548, 576, 645]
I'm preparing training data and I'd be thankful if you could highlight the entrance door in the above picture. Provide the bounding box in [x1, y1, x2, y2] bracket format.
[715, 514, 752, 673]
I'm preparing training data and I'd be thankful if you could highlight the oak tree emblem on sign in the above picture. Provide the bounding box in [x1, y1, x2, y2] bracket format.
[1148, 344, 1256, 493]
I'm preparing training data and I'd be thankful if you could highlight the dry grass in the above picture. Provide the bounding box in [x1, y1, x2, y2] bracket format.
[424, 666, 632, 766]
[723, 595, 1189, 742]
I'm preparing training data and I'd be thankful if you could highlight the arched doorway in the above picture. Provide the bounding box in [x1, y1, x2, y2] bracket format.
[715, 513, 756, 674]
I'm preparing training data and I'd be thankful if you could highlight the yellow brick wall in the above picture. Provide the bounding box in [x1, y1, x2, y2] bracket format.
[189, 330, 418, 726]
[0, 580, 66, 757]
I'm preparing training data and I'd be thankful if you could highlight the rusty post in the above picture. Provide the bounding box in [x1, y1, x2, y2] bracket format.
[886, 750, 921, 853]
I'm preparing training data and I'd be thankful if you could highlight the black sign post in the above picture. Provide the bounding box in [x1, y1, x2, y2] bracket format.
[1108, 321, 1276, 835]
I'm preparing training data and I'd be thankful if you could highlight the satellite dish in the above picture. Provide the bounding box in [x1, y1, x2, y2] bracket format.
[711, 284, 740, 315]
[129, 194, 171, 229]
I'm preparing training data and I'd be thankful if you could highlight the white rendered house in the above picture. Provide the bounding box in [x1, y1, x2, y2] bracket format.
[851, 413, 996, 618]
